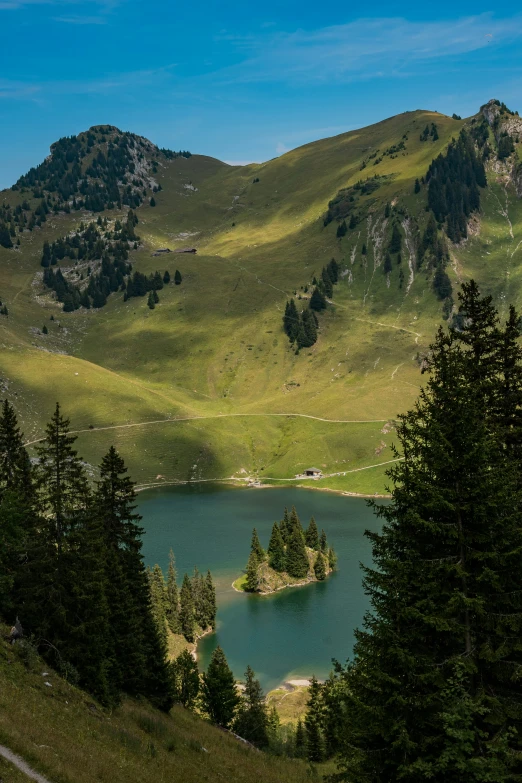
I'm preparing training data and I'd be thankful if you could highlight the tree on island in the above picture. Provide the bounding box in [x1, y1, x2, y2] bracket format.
[201, 646, 240, 728]
[245, 551, 260, 592]
[280, 507, 292, 543]
[267, 522, 286, 572]
[250, 527, 265, 561]
[319, 529, 327, 553]
[285, 523, 309, 579]
[172, 649, 200, 709]
[305, 517, 319, 549]
[327, 547, 337, 570]
[233, 666, 269, 748]
[314, 551, 327, 581]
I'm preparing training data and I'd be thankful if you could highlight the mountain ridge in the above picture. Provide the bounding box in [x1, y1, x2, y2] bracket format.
[0, 99, 521, 493]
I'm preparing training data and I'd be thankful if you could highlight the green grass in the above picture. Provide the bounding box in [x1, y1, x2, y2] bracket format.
[267, 686, 310, 725]
[1, 107, 521, 493]
[0, 631, 316, 783]
[233, 574, 248, 591]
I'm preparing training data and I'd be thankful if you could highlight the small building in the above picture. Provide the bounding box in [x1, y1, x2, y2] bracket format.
[152, 248, 171, 256]
[174, 247, 197, 254]
[304, 467, 322, 477]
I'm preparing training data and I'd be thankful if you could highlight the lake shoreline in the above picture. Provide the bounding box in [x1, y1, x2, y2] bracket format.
[231, 575, 327, 596]
[135, 477, 391, 499]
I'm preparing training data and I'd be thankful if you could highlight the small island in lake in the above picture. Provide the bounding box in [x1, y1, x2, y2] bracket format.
[234, 506, 337, 594]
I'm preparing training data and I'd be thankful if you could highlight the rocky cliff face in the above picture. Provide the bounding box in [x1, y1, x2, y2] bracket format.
[512, 162, 522, 198]
[481, 98, 522, 137]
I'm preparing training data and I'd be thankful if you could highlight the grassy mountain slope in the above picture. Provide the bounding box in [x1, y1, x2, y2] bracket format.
[1, 105, 521, 491]
[0, 631, 315, 783]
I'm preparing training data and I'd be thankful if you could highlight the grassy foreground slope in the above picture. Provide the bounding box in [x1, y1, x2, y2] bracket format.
[0, 632, 314, 783]
[1, 106, 521, 491]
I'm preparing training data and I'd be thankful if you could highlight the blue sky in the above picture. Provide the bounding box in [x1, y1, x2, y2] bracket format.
[1, 0, 522, 188]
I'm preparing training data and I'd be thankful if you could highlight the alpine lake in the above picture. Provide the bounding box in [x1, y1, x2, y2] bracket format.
[137, 484, 383, 691]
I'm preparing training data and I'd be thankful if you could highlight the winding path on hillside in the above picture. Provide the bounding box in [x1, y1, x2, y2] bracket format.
[0, 745, 52, 783]
[24, 411, 390, 446]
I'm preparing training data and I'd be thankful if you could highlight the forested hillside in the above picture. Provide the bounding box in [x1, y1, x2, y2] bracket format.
[1, 99, 522, 493]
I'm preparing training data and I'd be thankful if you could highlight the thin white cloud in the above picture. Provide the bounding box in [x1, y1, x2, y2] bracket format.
[275, 142, 288, 155]
[0, 0, 120, 10]
[54, 14, 107, 22]
[0, 65, 176, 101]
[213, 13, 522, 85]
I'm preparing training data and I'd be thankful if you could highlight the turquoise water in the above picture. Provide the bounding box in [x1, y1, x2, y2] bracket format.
[137, 484, 382, 691]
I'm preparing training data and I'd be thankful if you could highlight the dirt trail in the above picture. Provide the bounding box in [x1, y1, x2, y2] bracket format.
[24, 412, 388, 447]
[0, 745, 52, 783]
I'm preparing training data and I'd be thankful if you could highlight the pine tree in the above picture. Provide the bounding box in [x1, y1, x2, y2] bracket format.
[95, 446, 173, 709]
[250, 527, 265, 560]
[172, 649, 200, 708]
[267, 522, 286, 572]
[321, 268, 333, 298]
[174, 270, 182, 285]
[245, 552, 259, 592]
[233, 666, 269, 747]
[309, 287, 327, 312]
[192, 566, 210, 629]
[0, 399, 32, 499]
[201, 646, 240, 728]
[319, 529, 327, 553]
[163, 270, 170, 284]
[147, 291, 155, 309]
[147, 563, 168, 647]
[0, 489, 27, 616]
[35, 403, 90, 553]
[336, 220, 347, 238]
[283, 299, 299, 342]
[280, 507, 292, 544]
[361, 243, 367, 255]
[285, 527, 309, 579]
[300, 309, 317, 347]
[205, 570, 217, 629]
[166, 549, 180, 633]
[179, 573, 195, 642]
[305, 517, 319, 549]
[295, 718, 307, 758]
[414, 178, 421, 194]
[383, 252, 392, 274]
[389, 223, 402, 254]
[314, 551, 327, 581]
[327, 547, 337, 570]
[333, 286, 522, 780]
[289, 505, 303, 535]
[149, 196, 156, 207]
[305, 676, 325, 762]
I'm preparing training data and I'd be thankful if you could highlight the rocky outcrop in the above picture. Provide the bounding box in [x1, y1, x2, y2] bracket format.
[481, 99, 522, 140]
[512, 162, 522, 198]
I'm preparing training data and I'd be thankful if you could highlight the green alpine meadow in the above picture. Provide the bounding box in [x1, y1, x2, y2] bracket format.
[4, 85, 522, 783]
